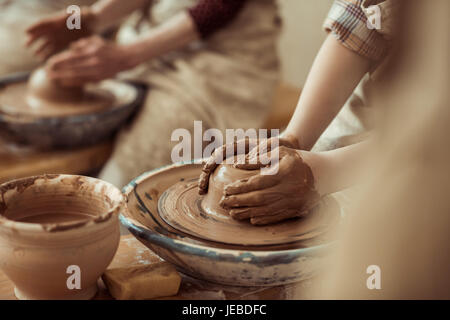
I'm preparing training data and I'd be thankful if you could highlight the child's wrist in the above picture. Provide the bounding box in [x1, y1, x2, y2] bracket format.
[280, 131, 302, 149]
[298, 150, 329, 196]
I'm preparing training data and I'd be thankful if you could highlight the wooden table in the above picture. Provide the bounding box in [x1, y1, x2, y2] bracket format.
[0, 235, 312, 300]
[0, 139, 113, 184]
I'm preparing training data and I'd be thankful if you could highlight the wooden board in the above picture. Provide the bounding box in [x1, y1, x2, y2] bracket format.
[0, 235, 313, 300]
[0, 139, 113, 184]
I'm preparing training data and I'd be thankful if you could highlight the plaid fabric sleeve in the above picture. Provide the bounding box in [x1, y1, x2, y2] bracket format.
[323, 0, 389, 61]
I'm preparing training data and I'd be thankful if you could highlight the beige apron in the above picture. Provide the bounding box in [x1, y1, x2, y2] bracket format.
[101, 0, 281, 186]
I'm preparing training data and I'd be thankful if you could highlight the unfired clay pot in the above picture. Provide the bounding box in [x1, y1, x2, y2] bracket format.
[0, 174, 124, 300]
[201, 161, 257, 216]
[26, 67, 84, 105]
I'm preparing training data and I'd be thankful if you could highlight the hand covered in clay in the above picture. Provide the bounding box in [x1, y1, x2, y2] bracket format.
[220, 146, 319, 225]
[46, 36, 135, 87]
[198, 135, 300, 195]
[26, 7, 96, 60]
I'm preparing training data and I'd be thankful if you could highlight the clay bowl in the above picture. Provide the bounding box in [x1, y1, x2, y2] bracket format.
[0, 71, 146, 149]
[26, 68, 84, 104]
[0, 174, 124, 300]
[120, 162, 342, 287]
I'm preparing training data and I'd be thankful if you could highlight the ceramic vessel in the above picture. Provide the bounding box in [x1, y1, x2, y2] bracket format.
[0, 72, 145, 149]
[121, 162, 341, 287]
[27, 68, 84, 103]
[0, 174, 124, 300]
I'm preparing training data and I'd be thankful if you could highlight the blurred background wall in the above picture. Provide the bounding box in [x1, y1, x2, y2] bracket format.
[278, 0, 334, 87]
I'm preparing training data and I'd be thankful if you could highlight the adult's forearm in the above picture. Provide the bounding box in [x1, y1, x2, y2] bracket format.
[284, 35, 371, 150]
[91, 0, 149, 32]
[301, 140, 371, 195]
[123, 11, 200, 68]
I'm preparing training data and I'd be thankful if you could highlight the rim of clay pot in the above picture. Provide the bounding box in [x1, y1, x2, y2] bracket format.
[121, 161, 338, 261]
[0, 174, 124, 233]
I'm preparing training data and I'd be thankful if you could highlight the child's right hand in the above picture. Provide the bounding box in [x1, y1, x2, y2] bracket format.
[198, 135, 300, 195]
[220, 146, 319, 225]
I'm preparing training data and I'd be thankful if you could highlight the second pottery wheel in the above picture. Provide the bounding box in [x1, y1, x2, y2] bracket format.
[0, 69, 145, 149]
[0, 68, 114, 117]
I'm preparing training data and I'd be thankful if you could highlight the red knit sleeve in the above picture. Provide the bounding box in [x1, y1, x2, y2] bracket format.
[188, 0, 247, 39]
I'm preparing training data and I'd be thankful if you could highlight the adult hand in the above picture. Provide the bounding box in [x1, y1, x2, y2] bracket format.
[26, 7, 97, 60]
[219, 146, 319, 225]
[46, 36, 135, 87]
[198, 135, 300, 195]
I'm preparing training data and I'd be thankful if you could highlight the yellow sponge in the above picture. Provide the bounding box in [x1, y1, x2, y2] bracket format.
[102, 262, 182, 300]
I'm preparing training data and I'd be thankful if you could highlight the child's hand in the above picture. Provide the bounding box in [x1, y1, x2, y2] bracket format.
[198, 135, 300, 195]
[220, 146, 319, 225]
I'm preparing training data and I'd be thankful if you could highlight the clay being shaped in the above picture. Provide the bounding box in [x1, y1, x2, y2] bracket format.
[26, 67, 84, 107]
[201, 161, 257, 217]
[0, 174, 124, 300]
[221, 147, 320, 225]
[0, 67, 115, 118]
[0, 66, 141, 149]
[158, 162, 338, 248]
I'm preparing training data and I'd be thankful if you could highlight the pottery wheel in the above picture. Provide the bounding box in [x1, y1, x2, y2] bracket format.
[0, 81, 135, 118]
[158, 178, 340, 247]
